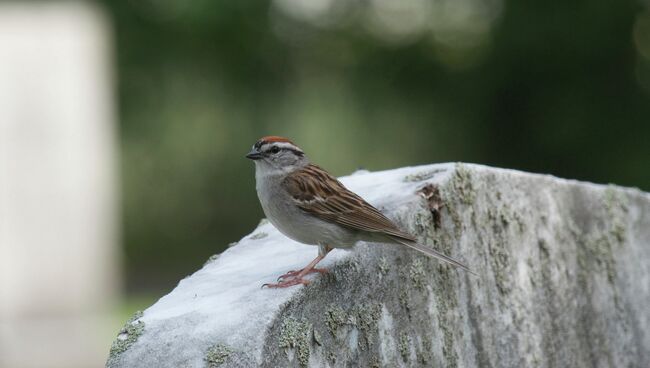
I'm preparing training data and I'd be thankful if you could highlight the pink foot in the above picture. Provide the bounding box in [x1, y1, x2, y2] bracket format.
[277, 267, 328, 281]
[262, 277, 310, 288]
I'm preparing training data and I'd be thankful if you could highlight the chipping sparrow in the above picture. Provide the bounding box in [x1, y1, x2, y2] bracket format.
[246, 136, 474, 288]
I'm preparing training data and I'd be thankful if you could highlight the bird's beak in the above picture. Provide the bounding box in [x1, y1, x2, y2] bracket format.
[246, 150, 263, 160]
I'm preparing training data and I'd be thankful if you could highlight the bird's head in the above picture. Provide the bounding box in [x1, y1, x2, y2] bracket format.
[246, 136, 308, 173]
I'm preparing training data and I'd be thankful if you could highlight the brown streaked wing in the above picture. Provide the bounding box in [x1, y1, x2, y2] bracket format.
[283, 165, 416, 242]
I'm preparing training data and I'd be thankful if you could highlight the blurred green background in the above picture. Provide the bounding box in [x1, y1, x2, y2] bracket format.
[102, 0, 650, 298]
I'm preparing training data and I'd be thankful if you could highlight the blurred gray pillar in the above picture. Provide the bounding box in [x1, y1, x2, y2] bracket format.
[0, 3, 120, 368]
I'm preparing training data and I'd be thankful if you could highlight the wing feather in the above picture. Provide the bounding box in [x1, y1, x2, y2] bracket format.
[283, 165, 415, 242]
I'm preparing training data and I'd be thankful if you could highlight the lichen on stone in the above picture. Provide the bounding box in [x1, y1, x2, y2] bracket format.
[204, 253, 221, 266]
[451, 163, 476, 205]
[326, 350, 337, 364]
[489, 239, 512, 295]
[278, 317, 311, 367]
[412, 211, 434, 239]
[602, 186, 629, 244]
[441, 327, 458, 368]
[250, 231, 268, 240]
[312, 328, 322, 346]
[417, 335, 433, 365]
[441, 193, 464, 239]
[569, 187, 630, 289]
[398, 289, 411, 315]
[398, 333, 411, 361]
[107, 311, 145, 365]
[577, 230, 618, 285]
[322, 303, 382, 352]
[403, 168, 446, 182]
[325, 305, 349, 337]
[430, 248, 460, 368]
[409, 259, 426, 290]
[595, 235, 618, 284]
[603, 185, 629, 212]
[485, 204, 514, 295]
[610, 222, 627, 243]
[495, 204, 526, 234]
[205, 344, 233, 367]
[378, 256, 390, 276]
[353, 303, 382, 350]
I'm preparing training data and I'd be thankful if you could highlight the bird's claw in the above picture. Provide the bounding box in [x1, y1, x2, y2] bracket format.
[277, 269, 298, 281]
[262, 278, 310, 288]
[276, 267, 328, 282]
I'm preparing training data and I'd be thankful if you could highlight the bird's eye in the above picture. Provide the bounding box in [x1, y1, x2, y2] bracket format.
[270, 146, 280, 154]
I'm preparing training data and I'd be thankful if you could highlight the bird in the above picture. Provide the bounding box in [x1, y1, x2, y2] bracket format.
[246, 136, 474, 288]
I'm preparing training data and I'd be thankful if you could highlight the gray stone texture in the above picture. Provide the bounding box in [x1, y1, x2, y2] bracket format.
[107, 163, 650, 367]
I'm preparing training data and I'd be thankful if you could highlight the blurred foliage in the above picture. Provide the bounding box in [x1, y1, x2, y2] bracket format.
[101, 0, 650, 293]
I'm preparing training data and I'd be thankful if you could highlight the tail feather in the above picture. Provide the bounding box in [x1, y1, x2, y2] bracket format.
[391, 237, 477, 276]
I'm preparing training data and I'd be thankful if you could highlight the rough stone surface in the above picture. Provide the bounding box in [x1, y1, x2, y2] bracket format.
[106, 163, 650, 368]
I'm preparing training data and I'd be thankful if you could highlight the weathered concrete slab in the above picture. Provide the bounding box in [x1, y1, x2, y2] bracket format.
[107, 163, 650, 367]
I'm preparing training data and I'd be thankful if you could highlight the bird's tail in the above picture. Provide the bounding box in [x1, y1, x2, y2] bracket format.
[390, 237, 477, 276]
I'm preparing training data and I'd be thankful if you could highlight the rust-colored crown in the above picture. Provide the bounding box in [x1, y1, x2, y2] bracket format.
[254, 136, 296, 150]
[259, 136, 294, 144]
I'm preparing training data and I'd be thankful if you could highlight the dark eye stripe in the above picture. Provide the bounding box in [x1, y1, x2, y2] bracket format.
[288, 148, 304, 157]
[264, 146, 304, 156]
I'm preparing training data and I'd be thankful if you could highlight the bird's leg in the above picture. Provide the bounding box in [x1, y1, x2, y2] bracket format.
[263, 246, 332, 288]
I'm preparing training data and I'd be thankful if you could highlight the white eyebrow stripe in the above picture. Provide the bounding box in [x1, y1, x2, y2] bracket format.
[266, 141, 303, 152]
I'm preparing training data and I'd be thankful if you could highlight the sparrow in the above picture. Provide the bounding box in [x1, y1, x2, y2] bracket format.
[246, 136, 474, 288]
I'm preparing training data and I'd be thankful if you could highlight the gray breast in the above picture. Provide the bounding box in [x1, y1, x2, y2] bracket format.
[255, 171, 358, 248]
